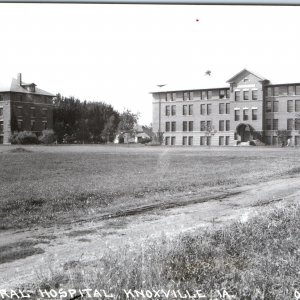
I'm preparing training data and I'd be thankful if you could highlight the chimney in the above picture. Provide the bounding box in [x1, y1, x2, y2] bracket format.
[17, 73, 22, 85]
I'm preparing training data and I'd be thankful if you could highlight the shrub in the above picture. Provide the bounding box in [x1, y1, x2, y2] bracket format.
[10, 131, 38, 145]
[38, 130, 57, 144]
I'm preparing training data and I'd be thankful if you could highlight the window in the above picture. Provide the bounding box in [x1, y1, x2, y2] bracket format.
[183, 121, 187, 132]
[219, 90, 225, 99]
[200, 104, 206, 115]
[18, 120, 23, 130]
[0, 107, 3, 117]
[296, 86, 300, 95]
[30, 120, 35, 131]
[279, 86, 288, 96]
[226, 90, 230, 99]
[207, 104, 212, 115]
[201, 91, 207, 100]
[183, 105, 187, 115]
[273, 119, 278, 130]
[166, 93, 173, 101]
[165, 137, 170, 145]
[206, 136, 211, 146]
[188, 136, 193, 146]
[171, 137, 176, 145]
[295, 136, 300, 146]
[200, 136, 205, 146]
[295, 119, 300, 130]
[171, 105, 176, 116]
[287, 119, 294, 130]
[200, 121, 206, 131]
[225, 136, 230, 145]
[295, 100, 300, 112]
[17, 106, 23, 116]
[243, 91, 249, 100]
[266, 101, 272, 112]
[219, 103, 225, 114]
[266, 119, 272, 130]
[219, 136, 224, 146]
[165, 122, 170, 132]
[226, 120, 230, 131]
[188, 121, 193, 132]
[226, 103, 230, 114]
[288, 86, 295, 95]
[243, 109, 249, 121]
[0, 121, 3, 133]
[273, 136, 278, 145]
[172, 92, 177, 101]
[252, 109, 258, 120]
[207, 120, 212, 130]
[165, 106, 170, 116]
[252, 90, 258, 100]
[234, 110, 240, 121]
[183, 92, 190, 101]
[207, 91, 212, 100]
[30, 107, 35, 118]
[0, 95, 3, 101]
[188, 105, 193, 115]
[267, 87, 273, 97]
[219, 120, 224, 131]
[235, 91, 240, 101]
[274, 87, 279, 96]
[287, 100, 293, 112]
[182, 136, 187, 145]
[171, 122, 176, 132]
[273, 101, 279, 113]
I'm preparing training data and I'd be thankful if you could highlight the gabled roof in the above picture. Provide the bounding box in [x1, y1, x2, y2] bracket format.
[0, 77, 55, 97]
[226, 68, 268, 83]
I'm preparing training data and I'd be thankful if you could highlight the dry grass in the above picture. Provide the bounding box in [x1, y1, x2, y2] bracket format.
[34, 204, 300, 300]
[1, 145, 300, 229]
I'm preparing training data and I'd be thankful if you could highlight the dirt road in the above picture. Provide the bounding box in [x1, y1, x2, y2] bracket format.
[1, 175, 300, 290]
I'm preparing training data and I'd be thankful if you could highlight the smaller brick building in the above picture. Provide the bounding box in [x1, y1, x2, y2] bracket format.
[0, 74, 55, 144]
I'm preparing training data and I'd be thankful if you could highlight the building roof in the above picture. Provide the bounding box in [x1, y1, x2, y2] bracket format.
[0, 76, 55, 97]
[226, 68, 268, 83]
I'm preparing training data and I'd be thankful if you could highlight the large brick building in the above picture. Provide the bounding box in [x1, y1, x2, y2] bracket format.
[0, 74, 55, 144]
[151, 69, 300, 146]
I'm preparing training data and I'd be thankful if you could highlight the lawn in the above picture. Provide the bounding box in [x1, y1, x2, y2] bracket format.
[1, 144, 300, 230]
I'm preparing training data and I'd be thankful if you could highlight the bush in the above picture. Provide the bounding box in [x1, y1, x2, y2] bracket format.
[10, 131, 38, 145]
[38, 130, 57, 144]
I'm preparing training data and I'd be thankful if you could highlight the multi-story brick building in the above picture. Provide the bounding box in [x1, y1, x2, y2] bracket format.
[151, 69, 300, 146]
[0, 73, 55, 144]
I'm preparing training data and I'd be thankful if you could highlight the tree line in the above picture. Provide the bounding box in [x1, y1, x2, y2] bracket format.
[53, 94, 139, 144]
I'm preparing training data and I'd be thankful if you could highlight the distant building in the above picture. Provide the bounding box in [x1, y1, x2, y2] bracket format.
[151, 69, 300, 146]
[114, 124, 151, 144]
[0, 73, 55, 144]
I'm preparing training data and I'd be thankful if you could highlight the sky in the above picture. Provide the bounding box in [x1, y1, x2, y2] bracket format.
[0, 4, 300, 125]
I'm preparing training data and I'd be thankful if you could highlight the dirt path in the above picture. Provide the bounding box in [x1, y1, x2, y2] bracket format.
[1, 175, 300, 290]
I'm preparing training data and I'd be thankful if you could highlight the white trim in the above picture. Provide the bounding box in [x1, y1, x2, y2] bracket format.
[251, 107, 258, 109]
[243, 107, 249, 110]
[234, 107, 240, 110]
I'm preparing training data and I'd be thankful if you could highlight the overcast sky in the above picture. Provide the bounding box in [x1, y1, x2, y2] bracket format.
[0, 4, 300, 125]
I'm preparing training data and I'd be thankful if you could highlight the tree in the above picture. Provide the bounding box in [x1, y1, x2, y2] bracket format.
[118, 109, 140, 132]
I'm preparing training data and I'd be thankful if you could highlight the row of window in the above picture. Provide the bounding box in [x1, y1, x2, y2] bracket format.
[235, 90, 258, 101]
[265, 118, 300, 130]
[265, 135, 300, 146]
[266, 100, 300, 113]
[16, 107, 48, 118]
[165, 136, 231, 146]
[165, 120, 230, 132]
[164, 89, 230, 102]
[17, 119, 48, 131]
[165, 103, 230, 116]
[267, 85, 300, 97]
[234, 109, 258, 121]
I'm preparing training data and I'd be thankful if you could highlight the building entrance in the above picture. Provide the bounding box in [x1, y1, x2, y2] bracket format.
[236, 124, 254, 142]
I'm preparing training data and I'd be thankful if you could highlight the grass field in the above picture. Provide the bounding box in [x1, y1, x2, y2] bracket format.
[1, 144, 300, 297]
[1, 144, 300, 230]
